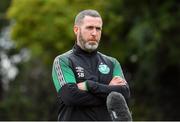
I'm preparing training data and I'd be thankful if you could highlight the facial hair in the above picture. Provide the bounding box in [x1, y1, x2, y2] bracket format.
[78, 31, 99, 52]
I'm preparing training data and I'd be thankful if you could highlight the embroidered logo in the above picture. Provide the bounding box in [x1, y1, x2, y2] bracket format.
[75, 66, 85, 78]
[98, 63, 110, 74]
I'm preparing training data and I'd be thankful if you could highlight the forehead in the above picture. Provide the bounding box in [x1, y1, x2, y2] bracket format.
[82, 16, 102, 26]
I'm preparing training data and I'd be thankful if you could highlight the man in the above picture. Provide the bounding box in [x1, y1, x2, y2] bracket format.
[52, 9, 131, 121]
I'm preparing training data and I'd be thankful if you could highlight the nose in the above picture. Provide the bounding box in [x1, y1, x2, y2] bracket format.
[91, 28, 97, 36]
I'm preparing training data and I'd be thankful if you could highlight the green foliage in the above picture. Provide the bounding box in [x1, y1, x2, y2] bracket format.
[3, 0, 107, 120]
[1, 0, 179, 120]
[7, 0, 106, 64]
[102, 0, 180, 120]
[0, 59, 57, 120]
[0, 0, 11, 29]
[7, 0, 73, 60]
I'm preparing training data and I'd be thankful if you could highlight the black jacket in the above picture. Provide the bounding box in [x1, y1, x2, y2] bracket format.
[52, 44, 130, 121]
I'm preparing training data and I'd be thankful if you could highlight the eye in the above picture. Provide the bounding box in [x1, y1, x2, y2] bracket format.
[96, 27, 101, 31]
[86, 26, 94, 30]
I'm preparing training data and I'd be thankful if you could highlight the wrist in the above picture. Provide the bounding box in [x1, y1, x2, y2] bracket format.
[84, 81, 88, 91]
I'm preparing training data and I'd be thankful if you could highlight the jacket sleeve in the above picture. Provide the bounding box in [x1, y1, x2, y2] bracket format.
[59, 83, 104, 106]
[86, 58, 130, 100]
[52, 56, 103, 106]
[86, 80, 130, 100]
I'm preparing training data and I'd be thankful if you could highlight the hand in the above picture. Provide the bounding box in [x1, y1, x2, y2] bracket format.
[109, 76, 127, 86]
[77, 82, 87, 91]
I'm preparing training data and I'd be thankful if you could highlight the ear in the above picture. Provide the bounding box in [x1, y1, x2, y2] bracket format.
[73, 25, 79, 35]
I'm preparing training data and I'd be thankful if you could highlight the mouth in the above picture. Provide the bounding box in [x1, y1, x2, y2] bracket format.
[88, 40, 98, 45]
[88, 38, 98, 42]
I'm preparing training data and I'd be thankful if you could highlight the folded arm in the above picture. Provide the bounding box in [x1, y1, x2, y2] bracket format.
[52, 56, 103, 106]
[77, 58, 131, 100]
[78, 76, 130, 100]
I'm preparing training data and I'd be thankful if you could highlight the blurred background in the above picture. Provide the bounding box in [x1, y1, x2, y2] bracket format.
[0, 0, 179, 120]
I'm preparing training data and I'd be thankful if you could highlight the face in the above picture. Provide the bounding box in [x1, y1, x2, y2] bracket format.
[74, 16, 103, 52]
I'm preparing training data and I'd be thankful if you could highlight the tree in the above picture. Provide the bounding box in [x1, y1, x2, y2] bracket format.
[102, 0, 180, 120]
[5, 0, 106, 120]
[0, 0, 12, 100]
[5, 0, 180, 120]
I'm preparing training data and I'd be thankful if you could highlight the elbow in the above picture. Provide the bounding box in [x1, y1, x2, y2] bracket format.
[60, 96, 77, 106]
[120, 85, 131, 100]
[60, 93, 80, 106]
[58, 84, 80, 106]
[124, 87, 131, 100]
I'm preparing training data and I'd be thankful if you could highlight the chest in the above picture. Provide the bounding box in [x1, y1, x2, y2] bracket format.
[69, 54, 113, 84]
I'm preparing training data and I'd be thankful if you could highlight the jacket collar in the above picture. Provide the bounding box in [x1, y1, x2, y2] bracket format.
[73, 44, 97, 56]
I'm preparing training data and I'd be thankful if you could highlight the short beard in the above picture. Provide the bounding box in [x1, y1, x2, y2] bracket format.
[78, 31, 99, 52]
[84, 42, 98, 52]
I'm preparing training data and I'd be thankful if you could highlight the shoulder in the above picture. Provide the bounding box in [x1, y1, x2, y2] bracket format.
[97, 52, 118, 63]
[53, 50, 73, 63]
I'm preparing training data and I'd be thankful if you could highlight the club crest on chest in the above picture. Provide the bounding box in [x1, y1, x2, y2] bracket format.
[98, 63, 110, 74]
